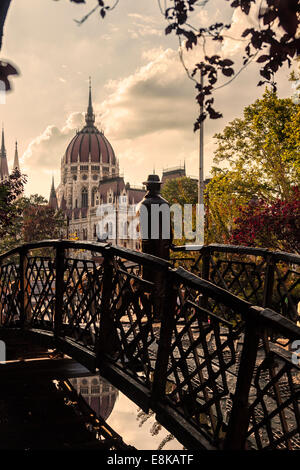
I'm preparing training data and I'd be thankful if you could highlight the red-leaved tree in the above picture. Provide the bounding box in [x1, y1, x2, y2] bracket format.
[230, 187, 300, 253]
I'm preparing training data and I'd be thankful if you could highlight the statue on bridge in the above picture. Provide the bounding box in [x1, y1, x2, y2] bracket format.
[137, 174, 172, 320]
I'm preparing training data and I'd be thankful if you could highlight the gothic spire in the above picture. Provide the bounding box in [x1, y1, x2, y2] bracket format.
[49, 175, 58, 210]
[85, 76, 95, 126]
[13, 140, 20, 171]
[0, 125, 9, 180]
[1, 125, 6, 156]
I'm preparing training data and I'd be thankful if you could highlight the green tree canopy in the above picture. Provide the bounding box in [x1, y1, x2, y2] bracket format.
[212, 89, 299, 199]
[161, 176, 198, 206]
[206, 89, 300, 244]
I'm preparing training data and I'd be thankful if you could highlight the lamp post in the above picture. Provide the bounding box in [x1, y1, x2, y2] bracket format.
[198, 71, 204, 208]
[197, 70, 205, 246]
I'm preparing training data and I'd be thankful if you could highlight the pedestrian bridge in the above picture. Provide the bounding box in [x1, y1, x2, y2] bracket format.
[0, 240, 299, 450]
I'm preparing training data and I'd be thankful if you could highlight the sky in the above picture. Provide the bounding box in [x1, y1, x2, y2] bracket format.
[0, 0, 296, 199]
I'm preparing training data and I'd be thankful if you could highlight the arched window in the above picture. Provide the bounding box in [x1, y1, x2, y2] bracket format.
[91, 187, 97, 207]
[81, 187, 88, 208]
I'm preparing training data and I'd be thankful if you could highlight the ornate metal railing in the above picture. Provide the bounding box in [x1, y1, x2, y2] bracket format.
[0, 240, 299, 450]
[171, 244, 300, 324]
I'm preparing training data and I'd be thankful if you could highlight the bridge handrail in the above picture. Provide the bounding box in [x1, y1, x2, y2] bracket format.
[0, 239, 171, 269]
[0, 240, 299, 450]
[173, 266, 300, 339]
[172, 243, 300, 264]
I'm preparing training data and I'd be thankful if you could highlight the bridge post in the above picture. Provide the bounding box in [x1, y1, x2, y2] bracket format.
[200, 245, 210, 309]
[151, 269, 177, 405]
[96, 247, 120, 362]
[19, 247, 30, 326]
[223, 313, 260, 450]
[263, 253, 275, 308]
[54, 242, 65, 338]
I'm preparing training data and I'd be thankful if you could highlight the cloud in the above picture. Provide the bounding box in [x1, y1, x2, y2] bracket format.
[98, 48, 196, 140]
[23, 111, 84, 172]
[20, 37, 294, 199]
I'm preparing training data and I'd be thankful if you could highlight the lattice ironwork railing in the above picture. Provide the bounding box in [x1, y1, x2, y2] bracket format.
[0, 240, 299, 450]
[24, 256, 56, 330]
[61, 258, 104, 349]
[163, 284, 244, 445]
[171, 244, 300, 323]
[0, 262, 20, 326]
[105, 256, 158, 387]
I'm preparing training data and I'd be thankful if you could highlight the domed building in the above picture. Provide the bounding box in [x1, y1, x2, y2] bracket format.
[52, 79, 145, 250]
[69, 375, 118, 422]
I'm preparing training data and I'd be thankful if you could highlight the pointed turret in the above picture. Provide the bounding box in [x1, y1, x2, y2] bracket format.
[49, 175, 58, 210]
[85, 76, 95, 127]
[0, 126, 9, 181]
[13, 140, 20, 171]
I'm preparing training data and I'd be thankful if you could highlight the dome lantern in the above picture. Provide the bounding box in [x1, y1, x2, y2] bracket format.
[85, 76, 95, 127]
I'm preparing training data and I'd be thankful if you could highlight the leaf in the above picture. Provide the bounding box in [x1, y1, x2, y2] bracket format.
[256, 54, 270, 63]
[0, 61, 19, 91]
[262, 8, 277, 25]
[207, 106, 222, 119]
[278, 0, 299, 37]
[242, 27, 254, 37]
[165, 24, 175, 35]
[222, 67, 235, 77]
[221, 59, 234, 67]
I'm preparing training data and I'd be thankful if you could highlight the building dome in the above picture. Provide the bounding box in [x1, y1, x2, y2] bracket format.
[65, 127, 116, 165]
[64, 78, 116, 166]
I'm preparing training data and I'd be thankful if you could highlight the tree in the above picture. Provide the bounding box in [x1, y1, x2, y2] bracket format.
[0, 191, 66, 253]
[161, 176, 198, 205]
[213, 89, 299, 197]
[0, 0, 18, 90]
[0, 1, 299, 127]
[206, 89, 300, 244]
[68, 0, 300, 125]
[22, 194, 66, 243]
[0, 169, 27, 239]
[230, 186, 300, 253]
[161, 176, 200, 247]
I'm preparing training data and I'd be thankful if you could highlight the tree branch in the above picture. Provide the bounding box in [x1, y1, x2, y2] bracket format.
[0, 0, 12, 50]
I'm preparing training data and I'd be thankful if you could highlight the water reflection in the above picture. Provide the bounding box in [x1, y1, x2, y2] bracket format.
[70, 374, 184, 450]
[69, 375, 118, 422]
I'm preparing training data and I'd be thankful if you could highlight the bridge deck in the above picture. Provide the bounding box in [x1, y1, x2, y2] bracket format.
[0, 351, 134, 450]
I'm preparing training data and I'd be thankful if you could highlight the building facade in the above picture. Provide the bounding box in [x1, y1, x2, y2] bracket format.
[51, 81, 146, 250]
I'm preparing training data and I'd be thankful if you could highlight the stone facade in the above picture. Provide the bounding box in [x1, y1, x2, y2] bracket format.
[51, 81, 146, 251]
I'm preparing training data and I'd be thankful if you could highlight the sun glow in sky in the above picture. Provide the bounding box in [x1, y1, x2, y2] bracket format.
[1, 0, 295, 199]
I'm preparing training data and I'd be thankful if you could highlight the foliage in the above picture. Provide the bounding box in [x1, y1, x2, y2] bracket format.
[213, 89, 299, 197]
[1, 1, 299, 127]
[22, 194, 66, 243]
[161, 176, 199, 248]
[230, 186, 300, 253]
[206, 89, 300, 245]
[65, 0, 300, 127]
[0, 190, 66, 253]
[0, 169, 27, 239]
[161, 176, 198, 205]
